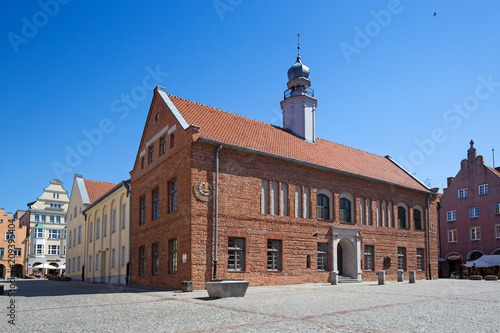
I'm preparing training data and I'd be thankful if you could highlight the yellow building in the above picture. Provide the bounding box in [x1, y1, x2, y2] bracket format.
[0, 209, 27, 278]
[84, 180, 131, 284]
[66, 174, 116, 281]
[27, 179, 69, 276]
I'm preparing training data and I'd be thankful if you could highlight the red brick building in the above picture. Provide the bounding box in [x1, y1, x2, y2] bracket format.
[130, 56, 439, 290]
[438, 141, 500, 277]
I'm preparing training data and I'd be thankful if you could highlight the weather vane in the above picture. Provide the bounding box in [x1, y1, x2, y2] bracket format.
[297, 33, 301, 56]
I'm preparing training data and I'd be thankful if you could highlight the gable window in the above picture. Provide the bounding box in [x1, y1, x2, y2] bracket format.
[317, 243, 328, 271]
[148, 145, 154, 164]
[228, 237, 245, 271]
[470, 227, 481, 241]
[152, 188, 160, 219]
[169, 239, 177, 273]
[478, 184, 489, 195]
[448, 229, 457, 243]
[168, 180, 177, 213]
[152, 243, 159, 275]
[469, 207, 480, 218]
[267, 239, 282, 271]
[340, 198, 352, 223]
[447, 210, 456, 222]
[364, 245, 374, 271]
[413, 208, 423, 230]
[416, 248, 424, 271]
[34, 214, 40, 222]
[317, 194, 330, 221]
[458, 188, 468, 199]
[139, 246, 146, 276]
[397, 247, 406, 271]
[159, 135, 166, 156]
[170, 133, 175, 148]
[139, 196, 146, 224]
[141, 156, 145, 169]
[5, 232, 14, 241]
[398, 205, 408, 229]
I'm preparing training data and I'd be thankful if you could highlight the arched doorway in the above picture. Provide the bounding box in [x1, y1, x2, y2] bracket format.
[332, 226, 362, 281]
[337, 238, 356, 278]
[468, 250, 483, 261]
[337, 244, 343, 275]
[48, 263, 59, 276]
[491, 248, 500, 255]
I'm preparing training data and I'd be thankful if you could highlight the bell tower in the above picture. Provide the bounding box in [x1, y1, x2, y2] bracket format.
[280, 34, 317, 143]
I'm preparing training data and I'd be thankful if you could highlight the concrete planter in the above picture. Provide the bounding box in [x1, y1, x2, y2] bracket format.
[205, 280, 249, 298]
[484, 275, 498, 281]
[469, 275, 482, 280]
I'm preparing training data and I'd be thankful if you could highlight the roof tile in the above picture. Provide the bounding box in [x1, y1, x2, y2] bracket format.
[83, 179, 117, 204]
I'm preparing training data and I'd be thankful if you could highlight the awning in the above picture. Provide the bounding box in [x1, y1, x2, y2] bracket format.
[464, 255, 500, 268]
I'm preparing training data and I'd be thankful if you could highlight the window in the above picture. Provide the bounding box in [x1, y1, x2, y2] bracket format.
[121, 246, 126, 266]
[271, 181, 279, 215]
[111, 248, 116, 268]
[50, 215, 54, 223]
[103, 215, 107, 237]
[469, 207, 480, 218]
[68, 259, 71, 273]
[317, 194, 330, 220]
[262, 180, 270, 214]
[447, 210, 457, 222]
[340, 198, 352, 223]
[74, 207, 77, 217]
[64, 230, 66, 239]
[364, 245, 374, 271]
[48, 245, 60, 255]
[148, 145, 154, 164]
[414, 208, 423, 230]
[159, 135, 166, 155]
[479, 184, 489, 195]
[170, 133, 175, 148]
[69, 231, 72, 248]
[169, 239, 177, 273]
[294, 185, 302, 218]
[36, 244, 44, 255]
[458, 188, 468, 199]
[317, 243, 328, 271]
[96, 218, 100, 240]
[152, 243, 159, 275]
[41, 214, 46, 222]
[376, 200, 381, 226]
[448, 229, 457, 243]
[417, 248, 424, 271]
[13, 248, 21, 257]
[56, 216, 61, 223]
[495, 203, 500, 215]
[5, 232, 14, 241]
[34, 214, 40, 222]
[168, 180, 177, 213]
[89, 256, 92, 271]
[304, 186, 311, 218]
[152, 188, 160, 219]
[398, 205, 408, 229]
[35, 228, 44, 238]
[95, 253, 99, 270]
[77, 226, 81, 244]
[49, 229, 61, 239]
[397, 247, 406, 271]
[89, 223, 93, 242]
[140, 196, 146, 224]
[471, 227, 481, 241]
[112, 209, 117, 233]
[121, 204, 126, 229]
[228, 237, 245, 271]
[267, 239, 282, 271]
[0, 248, 4, 257]
[280, 183, 288, 216]
[141, 156, 144, 169]
[77, 256, 81, 271]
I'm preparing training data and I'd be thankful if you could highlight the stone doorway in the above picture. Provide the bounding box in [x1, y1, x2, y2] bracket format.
[331, 226, 362, 281]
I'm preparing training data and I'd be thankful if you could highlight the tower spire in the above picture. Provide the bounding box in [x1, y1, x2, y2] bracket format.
[297, 33, 301, 57]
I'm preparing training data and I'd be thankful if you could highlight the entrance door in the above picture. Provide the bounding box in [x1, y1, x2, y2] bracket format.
[337, 244, 343, 276]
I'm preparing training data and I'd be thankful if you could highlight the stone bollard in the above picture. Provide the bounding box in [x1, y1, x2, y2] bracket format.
[331, 271, 338, 285]
[181, 281, 194, 292]
[409, 270, 416, 283]
[378, 271, 385, 285]
[397, 270, 404, 282]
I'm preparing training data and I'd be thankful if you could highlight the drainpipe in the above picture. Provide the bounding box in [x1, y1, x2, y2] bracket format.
[213, 145, 222, 281]
[426, 195, 432, 280]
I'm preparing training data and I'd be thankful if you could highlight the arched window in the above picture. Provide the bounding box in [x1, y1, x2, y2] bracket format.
[413, 206, 424, 230]
[398, 205, 407, 229]
[317, 194, 330, 220]
[340, 198, 352, 223]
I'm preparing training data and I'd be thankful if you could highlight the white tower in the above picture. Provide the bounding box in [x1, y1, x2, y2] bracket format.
[280, 35, 317, 143]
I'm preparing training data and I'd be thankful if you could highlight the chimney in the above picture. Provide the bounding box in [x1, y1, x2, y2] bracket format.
[447, 177, 455, 187]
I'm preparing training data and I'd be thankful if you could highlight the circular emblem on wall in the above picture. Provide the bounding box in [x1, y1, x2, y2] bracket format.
[198, 182, 212, 196]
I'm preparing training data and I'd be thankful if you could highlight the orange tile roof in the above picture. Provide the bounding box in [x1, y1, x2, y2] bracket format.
[83, 179, 117, 204]
[487, 166, 500, 178]
[167, 94, 429, 193]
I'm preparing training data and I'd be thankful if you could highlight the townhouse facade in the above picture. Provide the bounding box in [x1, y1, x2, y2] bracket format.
[84, 180, 131, 284]
[27, 179, 69, 275]
[0, 209, 27, 278]
[65, 174, 116, 281]
[129, 53, 439, 290]
[439, 141, 500, 277]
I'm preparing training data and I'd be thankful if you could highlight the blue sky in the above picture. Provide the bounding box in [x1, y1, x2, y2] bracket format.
[1, 0, 500, 212]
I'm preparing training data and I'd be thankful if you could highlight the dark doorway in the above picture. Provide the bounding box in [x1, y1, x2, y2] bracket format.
[337, 244, 343, 275]
[11, 264, 23, 278]
[0, 264, 4, 278]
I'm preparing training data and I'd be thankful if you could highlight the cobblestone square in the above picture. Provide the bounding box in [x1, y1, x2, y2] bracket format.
[2, 279, 499, 332]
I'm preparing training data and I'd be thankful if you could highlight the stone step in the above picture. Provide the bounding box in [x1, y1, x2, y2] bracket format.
[338, 277, 360, 283]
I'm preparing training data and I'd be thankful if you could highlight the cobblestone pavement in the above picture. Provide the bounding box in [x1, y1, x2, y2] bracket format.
[1, 278, 499, 332]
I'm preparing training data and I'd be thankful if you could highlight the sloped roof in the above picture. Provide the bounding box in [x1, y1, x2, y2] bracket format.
[487, 166, 500, 178]
[83, 179, 117, 204]
[165, 93, 429, 193]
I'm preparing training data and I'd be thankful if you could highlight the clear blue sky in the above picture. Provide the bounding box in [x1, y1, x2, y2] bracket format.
[1, 1, 500, 212]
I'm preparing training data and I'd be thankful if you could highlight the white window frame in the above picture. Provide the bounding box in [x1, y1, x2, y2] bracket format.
[469, 207, 480, 218]
[496, 225, 500, 239]
[478, 184, 490, 195]
[48, 245, 60, 255]
[447, 210, 456, 222]
[448, 229, 457, 243]
[494, 203, 500, 215]
[49, 229, 61, 239]
[35, 228, 44, 238]
[470, 227, 481, 241]
[317, 188, 333, 221]
[458, 188, 468, 199]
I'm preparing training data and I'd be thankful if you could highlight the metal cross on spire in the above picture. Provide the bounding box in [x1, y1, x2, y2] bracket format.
[297, 33, 301, 56]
